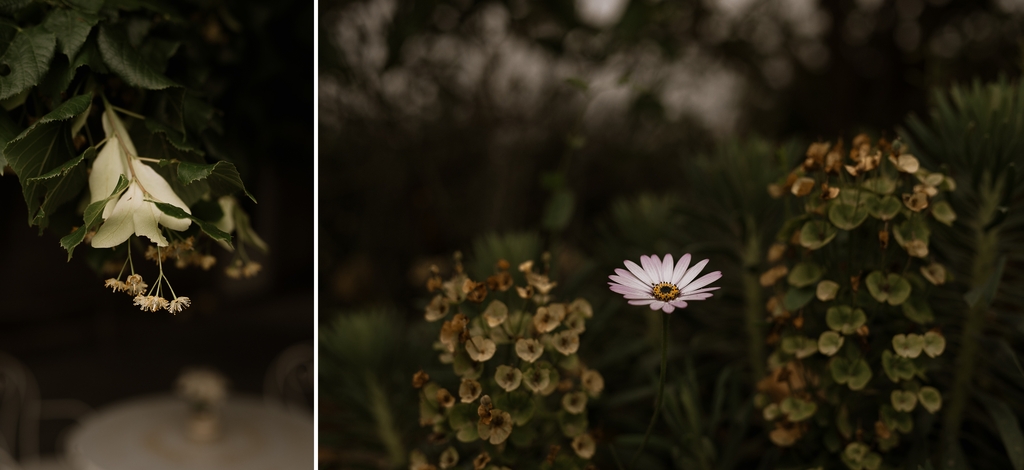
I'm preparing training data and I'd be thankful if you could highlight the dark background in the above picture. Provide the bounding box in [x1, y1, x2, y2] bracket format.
[0, 0, 313, 454]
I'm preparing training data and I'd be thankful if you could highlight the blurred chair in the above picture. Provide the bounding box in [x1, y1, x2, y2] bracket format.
[0, 352, 90, 470]
[264, 342, 313, 410]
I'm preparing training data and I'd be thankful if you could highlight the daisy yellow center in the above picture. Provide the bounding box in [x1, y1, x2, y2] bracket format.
[652, 282, 680, 301]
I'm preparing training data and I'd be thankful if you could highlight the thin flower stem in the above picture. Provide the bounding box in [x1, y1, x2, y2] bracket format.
[630, 313, 669, 466]
[111, 105, 146, 120]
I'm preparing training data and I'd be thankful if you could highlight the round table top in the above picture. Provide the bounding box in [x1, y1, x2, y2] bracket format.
[66, 395, 313, 470]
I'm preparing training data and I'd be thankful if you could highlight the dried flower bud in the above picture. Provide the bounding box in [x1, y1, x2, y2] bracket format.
[791, 177, 815, 197]
[562, 391, 588, 414]
[572, 434, 596, 459]
[436, 388, 455, 408]
[767, 243, 787, 262]
[412, 370, 430, 389]
[459, 378, 482, 403]
[920, 263, 947, 285]
[515, 339, 544, 363]
[473, 452, 491, 470]
[516, 285, 534, 299]
[879, 230, 889, 249]
[477, 395, 493, 424]
[760, 265, 789, 287]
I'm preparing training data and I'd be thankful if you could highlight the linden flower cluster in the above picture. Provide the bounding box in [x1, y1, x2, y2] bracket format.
[757, 136, 950, 469]
[412, 253, 604, 469]
[92, 104, 196, 314]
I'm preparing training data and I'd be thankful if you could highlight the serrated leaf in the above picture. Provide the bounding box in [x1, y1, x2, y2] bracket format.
[59, 174, 129, 259]
[5, 94, 92, 227]
[97, 25, 178, 90]
[152, 201, 232, 247]
[25, 147, 91, 182]
[42, 9, 99, 59]
[144, 118, 203, 154]
[0, 27, 56, 101]
[175, 160, 255, 202]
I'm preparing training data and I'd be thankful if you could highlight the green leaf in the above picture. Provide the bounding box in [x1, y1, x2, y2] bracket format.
[816, 279, 840, 301]
[893, 217, 930, 248]
[892, 333, 924, 358]
[5, 94, 92, 227]
[881, 349, 917, 382]
[866, 271, 912, 305]
[783, 286, 815, 311]
[145, 118, 204, 154]
[557, 409, 588, 438]
[902, 297, 935, 324]
[978, 393, 1024, 470]
[542, 189, 574, 232]
[97, 25, 178, 90]
[781, 336, 818, 359]
[0, 106, 21, 173]
[891, 390, 918, 412]
[59, 174, 129, 259]
[42, 8, 99, 59]
[826, 305, 867, 335]
[787, 262, 823, 288]
[862, 177, 896, 195]
[0, 26, 56, 100]
[818, 331, 844, 356]
[829, 201, 871, 230]
[25, 147, 91, 182]
[917, 386, 942, 413]
[152, 201, 233, 247]
[931, 200, 956, 226]
[66, 0, 104, 13]
[799, 220, 838, 250]
[867, 195, 902, 221]
[175, 160, 255, 203]
[831, 357, 872, 390]
[779, 396, 817, 422]
[923, 331, 946, 358]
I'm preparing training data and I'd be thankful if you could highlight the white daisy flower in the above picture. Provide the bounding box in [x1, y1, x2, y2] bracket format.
[608, 254, 722, 313]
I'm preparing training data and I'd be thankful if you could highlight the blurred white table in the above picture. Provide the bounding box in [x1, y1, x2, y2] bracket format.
[66, 395, 312, 470]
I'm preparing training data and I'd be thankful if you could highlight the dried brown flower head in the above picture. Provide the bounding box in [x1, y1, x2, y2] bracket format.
[412, 370, 430, 389]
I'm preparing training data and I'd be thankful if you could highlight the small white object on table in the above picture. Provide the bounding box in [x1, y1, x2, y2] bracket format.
[66, 395, 312, 470]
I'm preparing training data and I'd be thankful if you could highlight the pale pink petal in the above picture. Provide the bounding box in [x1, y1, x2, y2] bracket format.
[677, 259, 710, 289]
[660, 254, 674, 284]
[671, 254, 691, 285]
[682, 286, 721, 295]
[622, 292, 655, 300]
[640, 255, 662, 283]
[609, 284, 650, 297]
[661, 304, 675, 313]
[624, 260, 653, 286]
[628, 299, 656, 306]
[611, 271, 650, 290]
[678, 293, 715, 301]
[649, 301, 666, 311]
[682, 271, 722, 293]
[669, 299, 688, 309]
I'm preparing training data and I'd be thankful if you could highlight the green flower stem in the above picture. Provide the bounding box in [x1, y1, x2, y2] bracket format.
[631, 313, 669, 466]
[742, 270, 765, 381]
[943, 181, 1002, 453]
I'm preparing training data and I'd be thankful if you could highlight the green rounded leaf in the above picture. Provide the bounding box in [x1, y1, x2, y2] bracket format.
[862, 177, 896, 195]
[456, 424, 479, 442]
[783, 287, 815, 311]
[847, 359, 872, 390]
[800, 220, 838, 250]
[932, 200, 957, 226]
[780, 396, 818, 422]
[829, 201, 871, 230]
[818, 331, 845, 356]
[865, 271, 887, 303]
[923, 331, 946, 358]
[782, 335, 819, 359]
[918, 386, 942, 413]
[844, 442, 870, 462]
[788, 262, 824, 288]
[881, 349, 916, 382]
[868, 195, 902, 221]
[826, 305, 867, 335]
[816, 280, 840, 301]
[886, 274, 912, 305]
[902, 297, 935, 324]
[892, 333, 924, 358]
[881, 403, 914, 434]
[891, 390, 918, 412]
[893, 217, 930, 247]
[558, 409, 588, 438]
[862, 452, 882, 470]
